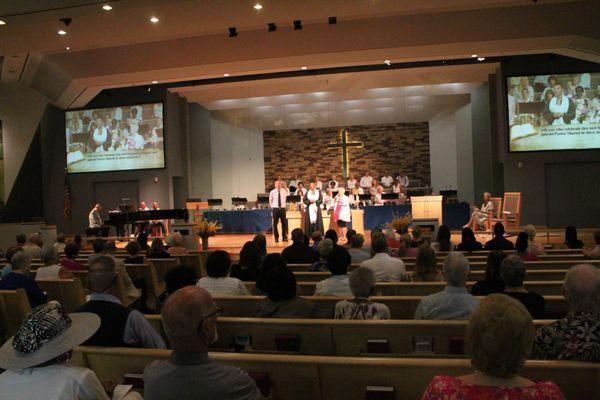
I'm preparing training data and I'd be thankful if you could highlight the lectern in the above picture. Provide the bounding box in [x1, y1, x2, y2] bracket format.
[411, 195, 443, 225]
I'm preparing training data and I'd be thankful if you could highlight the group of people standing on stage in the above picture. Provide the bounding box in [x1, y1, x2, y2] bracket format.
[269, 170, 410, 244]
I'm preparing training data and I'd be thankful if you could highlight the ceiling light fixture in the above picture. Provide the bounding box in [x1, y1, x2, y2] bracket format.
[253, 3, 263, 10]
[293, 20, 302, 30]
[0, 20, 6, 25]
[150, 16, 159, 23]
[151, 80, 158, 84]
[228, 27, 238, 37]
[301, 66, 308, 70]
[58, 29, 67, 35]
[65, 46, 71, 50]
[102, 4, 112, 11]
[477, 56, 486, 61]
[471, 54, 478, 58]
[384, 60, 391, 66]
[223, 73, 230, 77]
[267, 22, 277, 32]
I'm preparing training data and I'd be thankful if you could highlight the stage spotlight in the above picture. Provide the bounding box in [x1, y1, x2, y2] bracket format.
[229, 27, 238, 37]
[0, 20, 6, 25]
[293, 20, 302, 30]
[268, 22, 277, 32]
[328, 16, 337, 25]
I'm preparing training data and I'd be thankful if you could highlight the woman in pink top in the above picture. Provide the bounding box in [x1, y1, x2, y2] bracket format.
[421, 294, 565, 400]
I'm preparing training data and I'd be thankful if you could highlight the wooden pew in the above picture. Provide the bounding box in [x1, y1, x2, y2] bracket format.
[36, 278, 86, 312]
[72, 346, 600, 400]
[212, 295, 568, 320]
[125, 263, 164, 301]
[144, 315, 552, 356]
[173, 253, 203, 278]
[0, 289, 31, 341]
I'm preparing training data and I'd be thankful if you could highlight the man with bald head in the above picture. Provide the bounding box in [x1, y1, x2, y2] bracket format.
[143, 286, 262, 400]
[75, 255, 165, 348]
[532, 264, 600, 362]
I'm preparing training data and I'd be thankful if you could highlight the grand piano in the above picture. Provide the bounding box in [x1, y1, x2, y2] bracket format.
[107, 208, 189, 236]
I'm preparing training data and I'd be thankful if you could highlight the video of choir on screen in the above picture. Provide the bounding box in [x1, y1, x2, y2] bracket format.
[271, 170, 411, 211]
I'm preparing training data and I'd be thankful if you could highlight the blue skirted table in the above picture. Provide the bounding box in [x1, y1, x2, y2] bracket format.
[203, 209, 273, 233]
[363, 203, 470, 230]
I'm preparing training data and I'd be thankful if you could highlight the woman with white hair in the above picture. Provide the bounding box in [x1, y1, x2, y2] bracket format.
[334, 267, 390, 320]
[523, 224, 545, 256]
[463, 192, 494, 231]
[330, 187, 351, 243]
[167, 232, 189, 256]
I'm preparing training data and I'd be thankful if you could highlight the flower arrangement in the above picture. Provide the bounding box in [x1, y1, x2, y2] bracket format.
[197, 217, 223, 239]
[389, 212, 412, 234]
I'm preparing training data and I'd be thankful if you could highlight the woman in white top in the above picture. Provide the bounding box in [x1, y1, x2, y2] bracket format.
[314, 176, 323, 190]
[463, 192, 494, 231]
[516, 77, 534, 102]
[331, 187, 352, 243]
[392, 177, 404, 195]
[196, 250, 250, 296]
[35, 247, 73, 281]
[346, 173, 358, 190]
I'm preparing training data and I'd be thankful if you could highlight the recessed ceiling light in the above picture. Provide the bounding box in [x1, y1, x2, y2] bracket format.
[65, 46, 71, 50]
[0, 20, 6, 25]
[253, 3, 263, 10]
[150, 16, 159, 23]
[151, 80, 158, 84]
[224, 73, 230, 77]
[384, 60, 391, 66]
[471, 54, 478, 58]
[477, 56, 485, 61]
[102, 4, 112, 11]
[301, 66, 308, 70]
[58, 30, 67, 35]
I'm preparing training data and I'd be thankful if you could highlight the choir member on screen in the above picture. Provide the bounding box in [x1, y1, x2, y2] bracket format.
[92, 118, 108, 152]
[331, 187, 351, 243]
[544, 83, 576, 125]
[516, 76, 534, 102]
[303, 182, 324, 237]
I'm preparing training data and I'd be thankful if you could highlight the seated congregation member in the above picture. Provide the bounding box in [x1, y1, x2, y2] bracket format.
[104, 240, 141, 299]
[324, 229, 339, 246]
[124, 240, 145, 264]
[53, 233, 67, 253]
[230, 241, 262, 282]
[501, 255, 545, 319]
[430, 225, 455, 253]
[281, 228, 317, 264]
[421, 294, 565, 399]
[167, 232, 189, 255]
[252, 233, 267, 261]
[309, 238, 334, 272]
[76, 256, 165, 348]
[35, 247, 73, 280]
[456, 227, 482, 252]
[463, 192, 494, 231]
[334, 267, 390, 320]
[0, 251, 47, 307]
[0, 246, 22, 278]
[471, 251, 506, 296]
[348, 233, 371, 264]
[22, 233, 42, 259]
[411, 245, 442, 282]
[582, 230, 600, 259]
[143, 286, 262, 400]
[564, 225, 584, 249]
[60, 242, 86, 271]
[392, 233, 413, 257]
[256, 253, 285, 295]
[523, 224, 545, 256]
[410, 225, 425, 248]
[87, 238, 105, 265]
[314, 246, 353, 296]
[147, 237, 171, 258]
[484, 222, 515, 250]
[15, 233, 26, 248]
[197, 250, 249, 296]
[310, 230, 323, 253]
[256, 265, 314, 318]
[0, 302, 117, 400]
[516, 232, 539, 261]
[414, 252, 478, 320]
[532, 264, 600, 362]
[165, 266, 198, 297]
[344, 229, 357, 249]
[361, 233, 407, 281]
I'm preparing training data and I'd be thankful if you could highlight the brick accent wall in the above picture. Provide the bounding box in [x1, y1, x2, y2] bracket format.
[263, 122, 430, 190]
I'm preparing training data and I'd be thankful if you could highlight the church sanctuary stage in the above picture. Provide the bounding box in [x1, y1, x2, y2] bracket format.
[203, 203, 470, 234]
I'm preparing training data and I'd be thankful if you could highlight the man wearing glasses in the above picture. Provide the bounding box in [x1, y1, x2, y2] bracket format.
[143, 286, 263, 400]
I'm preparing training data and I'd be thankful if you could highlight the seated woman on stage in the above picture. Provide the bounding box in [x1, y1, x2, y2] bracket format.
[421, 294, 565, 399]
[463, 192, 494, 231]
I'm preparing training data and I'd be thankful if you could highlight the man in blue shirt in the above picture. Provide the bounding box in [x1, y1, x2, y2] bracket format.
[0, 251, 46, 307]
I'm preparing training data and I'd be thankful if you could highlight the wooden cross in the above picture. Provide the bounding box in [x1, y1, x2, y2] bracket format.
[327, 129, 363, 179]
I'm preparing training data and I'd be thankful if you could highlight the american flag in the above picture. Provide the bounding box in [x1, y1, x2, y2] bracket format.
[63, 171, 71, 220]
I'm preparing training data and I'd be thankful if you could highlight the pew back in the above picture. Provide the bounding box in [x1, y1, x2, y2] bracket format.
[0, 289, 31, 341]
[36, 278, 86, 312]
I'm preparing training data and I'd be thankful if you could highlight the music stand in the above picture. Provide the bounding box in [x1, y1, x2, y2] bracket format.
[257, 194, 270, 209]
[381, 193, 399, 200]
[332, 191, 339, 197]
[358, 194, 371, 202]
[231, 197, 248, 206]
[208, 199, 223, 210]
[287, 195, 301, 203]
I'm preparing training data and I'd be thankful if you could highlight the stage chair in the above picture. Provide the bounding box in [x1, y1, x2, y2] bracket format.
[36, 278, 86, 312]
[0, 289, 31, 341]
[501, 192, 522, 230]
[486, 197, 503, 230]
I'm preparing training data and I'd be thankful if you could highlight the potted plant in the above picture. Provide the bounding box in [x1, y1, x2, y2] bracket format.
[197, 217, 223, 250]
[389, 213, 412, 235]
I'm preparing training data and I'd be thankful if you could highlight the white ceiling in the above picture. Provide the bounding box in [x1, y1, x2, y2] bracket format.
[172, 63, 493, 129]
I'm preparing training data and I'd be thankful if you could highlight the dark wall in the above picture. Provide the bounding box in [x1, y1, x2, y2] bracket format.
[496, 54, 600, 227]
[41, 87, 190, 234]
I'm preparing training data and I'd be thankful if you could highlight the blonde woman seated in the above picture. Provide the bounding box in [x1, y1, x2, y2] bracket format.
[334, 267, 391, 320]
[421, 294, 565, 399]
[463, 192, 494, 231]
[411, 245, 442, 282]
